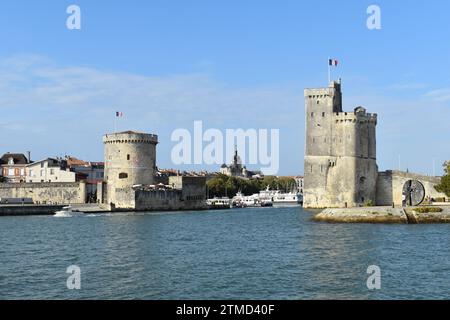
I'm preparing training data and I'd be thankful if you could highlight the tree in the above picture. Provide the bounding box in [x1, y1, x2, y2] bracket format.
[206, 175, 298, 198]
[435, 161, 450, 197]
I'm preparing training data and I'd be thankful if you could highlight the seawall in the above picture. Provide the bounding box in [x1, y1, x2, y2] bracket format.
[0, 205, 64, 216]
[314, 206, 450, 224]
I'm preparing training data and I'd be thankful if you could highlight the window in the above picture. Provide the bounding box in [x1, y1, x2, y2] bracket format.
[127, 154, 130, 161]
[311, 112, 314, 117]
[50, 169, 54, 175]
[119, 173, 128, 179]
[41, 163, 44, 168]
[322, 112, 325, 117]
[29, 170, 34, 177]
[8, 169, 14, 176]
[20, 169, 25, 176]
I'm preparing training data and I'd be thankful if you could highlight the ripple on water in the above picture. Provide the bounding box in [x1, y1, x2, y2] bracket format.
[1, 208, 450, 299]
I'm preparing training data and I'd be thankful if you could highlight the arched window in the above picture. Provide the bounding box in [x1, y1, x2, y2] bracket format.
[119, 173, 128, 179]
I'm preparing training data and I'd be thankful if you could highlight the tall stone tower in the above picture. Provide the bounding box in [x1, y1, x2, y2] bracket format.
[103, 131, 158, 206]
[303, 81, 378, 208]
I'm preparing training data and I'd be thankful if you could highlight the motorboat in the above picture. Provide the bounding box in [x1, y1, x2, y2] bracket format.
[54, 206, 85, 217]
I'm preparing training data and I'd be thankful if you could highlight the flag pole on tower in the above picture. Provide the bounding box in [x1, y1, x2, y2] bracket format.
[328, 58, 338, 83]
[115, 111, 123, 133]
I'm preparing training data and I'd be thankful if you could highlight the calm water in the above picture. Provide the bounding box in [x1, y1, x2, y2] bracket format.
[1, 207, 450, 300]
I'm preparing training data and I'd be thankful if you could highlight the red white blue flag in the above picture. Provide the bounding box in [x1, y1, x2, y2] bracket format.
[329, 59, 339, 66]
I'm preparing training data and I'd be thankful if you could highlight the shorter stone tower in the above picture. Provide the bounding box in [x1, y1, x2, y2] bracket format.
[103, 131, 158, 206]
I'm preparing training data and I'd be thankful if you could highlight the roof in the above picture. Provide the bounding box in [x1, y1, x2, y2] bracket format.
[66, 156, 88, 167]
[0, 153, 29, 165]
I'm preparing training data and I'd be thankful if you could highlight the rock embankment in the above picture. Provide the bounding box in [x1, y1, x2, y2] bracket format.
[313, 206, 450, 224]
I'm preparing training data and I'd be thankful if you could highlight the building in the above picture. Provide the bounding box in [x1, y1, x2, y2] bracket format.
[303, 80, 378, 208]
[26, 158, 82, 183]
[303, 80, 447, 208]
[103, 131, 158, 206]
[220, 148, 263, 179]
[294, 176, 304, 194]
[67, 156, 104, 202]
[103, 130, 207, 211]
[1, 153, 31, 183]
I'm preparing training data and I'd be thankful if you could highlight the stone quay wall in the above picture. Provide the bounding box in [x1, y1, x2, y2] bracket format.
[0, 182, 86, 205]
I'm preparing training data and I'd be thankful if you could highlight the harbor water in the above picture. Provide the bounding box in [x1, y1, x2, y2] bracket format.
[1, 207, 450, 300]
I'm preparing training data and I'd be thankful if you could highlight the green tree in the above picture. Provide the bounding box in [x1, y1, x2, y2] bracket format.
[435, 161, 450, 197]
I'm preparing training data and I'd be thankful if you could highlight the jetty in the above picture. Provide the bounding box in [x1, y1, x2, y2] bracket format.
[313, 206, 450, 224]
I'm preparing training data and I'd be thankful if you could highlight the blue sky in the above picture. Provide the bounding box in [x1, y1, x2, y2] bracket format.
[0, 0, 449, 175]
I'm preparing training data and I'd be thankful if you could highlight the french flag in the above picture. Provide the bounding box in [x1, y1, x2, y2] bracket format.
[329, 59, 339, 66]
[116, 111, 123, 117]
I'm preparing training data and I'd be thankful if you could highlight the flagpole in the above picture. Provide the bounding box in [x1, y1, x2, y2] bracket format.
[328, 57, 330, 84]
[114, 113, 117, 133]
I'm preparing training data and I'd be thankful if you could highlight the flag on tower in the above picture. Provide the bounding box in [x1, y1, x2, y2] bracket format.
[116, 111, 123, 117]
[329, 59, 339, 66]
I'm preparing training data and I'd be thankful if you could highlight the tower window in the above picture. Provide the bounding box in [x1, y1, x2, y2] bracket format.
[311, 112, 314, 117]
[322, 112, 325, 117]
[127, 154, 130, 161]
[119, 173, 128, 179]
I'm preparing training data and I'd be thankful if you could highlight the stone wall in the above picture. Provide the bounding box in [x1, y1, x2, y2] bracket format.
[113, 187, 207, 211]
[0, 182, 86, 204]
[169, 176, 207, 201]
[376, 171, 446, 206]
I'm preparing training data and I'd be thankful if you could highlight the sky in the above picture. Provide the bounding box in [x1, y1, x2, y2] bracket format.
[0, 0, 449, 176]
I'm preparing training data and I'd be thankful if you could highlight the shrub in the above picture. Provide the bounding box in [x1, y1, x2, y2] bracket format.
[413, 207, 443, 214]
[364, 200, 375, 207]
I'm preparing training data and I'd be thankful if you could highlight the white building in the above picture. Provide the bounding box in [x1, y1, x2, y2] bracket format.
[26, 158, 76, 183]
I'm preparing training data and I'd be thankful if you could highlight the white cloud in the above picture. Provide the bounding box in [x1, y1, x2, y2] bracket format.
[424, 89, 450, 102]
[0, 54, 303, 173]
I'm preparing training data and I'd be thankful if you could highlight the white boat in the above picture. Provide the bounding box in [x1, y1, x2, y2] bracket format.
[54, 206, 85, 217]
[232, 192, 264, 208]
[206, 197, 232, 210]
[259, 187, 303, 206]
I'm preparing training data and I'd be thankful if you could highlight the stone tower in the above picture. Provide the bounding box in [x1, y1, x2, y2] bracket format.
[303, 81, 378, 208]
[103, 131, 158, 206]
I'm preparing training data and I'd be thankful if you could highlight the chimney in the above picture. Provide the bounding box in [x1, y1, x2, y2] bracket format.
[27, 151, 31, 163]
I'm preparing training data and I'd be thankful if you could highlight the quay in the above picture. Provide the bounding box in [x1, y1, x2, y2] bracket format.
[313, 205, 450, 224]
[0, 204, 110, 217]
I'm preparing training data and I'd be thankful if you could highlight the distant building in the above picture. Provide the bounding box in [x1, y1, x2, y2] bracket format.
[1, 153, 31, 183]
[66, 156, 104, 202]
[26, 158, 85, 183]
[220, 148, 263, 179]
[294, 176, 304, 194]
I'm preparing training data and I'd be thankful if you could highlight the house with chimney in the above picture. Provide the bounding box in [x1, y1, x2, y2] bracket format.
[1, 153, 31, 183]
